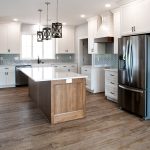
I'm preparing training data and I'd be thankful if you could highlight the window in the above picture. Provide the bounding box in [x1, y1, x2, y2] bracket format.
[21, 34, 55, 59]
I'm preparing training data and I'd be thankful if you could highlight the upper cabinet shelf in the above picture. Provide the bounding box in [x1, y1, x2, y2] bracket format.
[120, 0, 150, 36]
[0, 22, 21, 54]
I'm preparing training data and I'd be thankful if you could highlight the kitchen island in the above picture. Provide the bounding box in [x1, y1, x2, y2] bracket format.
[20, 67, 87, 124]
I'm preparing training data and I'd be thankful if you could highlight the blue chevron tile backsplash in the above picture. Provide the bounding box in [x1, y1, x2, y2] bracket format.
[95, 54, 118, 68]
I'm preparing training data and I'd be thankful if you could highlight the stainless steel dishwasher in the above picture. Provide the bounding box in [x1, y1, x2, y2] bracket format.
[15, 65, 32, 86]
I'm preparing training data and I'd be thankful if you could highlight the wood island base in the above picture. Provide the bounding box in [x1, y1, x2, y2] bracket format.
[28, 78, 86, 124]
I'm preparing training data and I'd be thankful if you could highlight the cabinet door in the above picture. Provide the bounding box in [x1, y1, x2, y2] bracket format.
[88, 18, 99, 54]
[7, 23, 21, 54]
[56, 26, 75, 54]
[120, 2, 136, 36]
[0, 72, 6, 87]
[113, 10, 121, 54]
[0, 24, 7, 54]
[6, 71, 15, 86]
[134, 0, 150, 34]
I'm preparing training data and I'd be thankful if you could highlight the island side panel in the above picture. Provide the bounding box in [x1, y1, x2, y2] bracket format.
[51, 78, 86, 124]
[28, 78, 39, 106]
[38, 81, 51, 121]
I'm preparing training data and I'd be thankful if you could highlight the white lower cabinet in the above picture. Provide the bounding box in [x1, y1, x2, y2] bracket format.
[51, 64, 78, 73]
[105, 69, 118, 103]
[0, 66, 15, 88]
[81, 66, 105, 93]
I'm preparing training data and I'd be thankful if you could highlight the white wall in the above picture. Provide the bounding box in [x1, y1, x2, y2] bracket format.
[21, 23, 40, 34]
[74, 23, 88, 63]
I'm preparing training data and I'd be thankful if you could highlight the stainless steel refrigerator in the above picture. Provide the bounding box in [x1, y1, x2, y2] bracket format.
[118, 34, 150, 119]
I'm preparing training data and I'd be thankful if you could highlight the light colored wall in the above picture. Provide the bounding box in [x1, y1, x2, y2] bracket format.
[21, 23, 39, 34]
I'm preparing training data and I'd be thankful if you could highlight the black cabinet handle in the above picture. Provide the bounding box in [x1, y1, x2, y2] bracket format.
[110, 82, 115, 84]
[110, 92, 115, 95]
[132, 27, 133, 32]
[110, 74, 114, 76]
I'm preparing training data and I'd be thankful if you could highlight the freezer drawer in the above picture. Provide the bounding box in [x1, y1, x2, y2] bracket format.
[118, 85, 146, 117]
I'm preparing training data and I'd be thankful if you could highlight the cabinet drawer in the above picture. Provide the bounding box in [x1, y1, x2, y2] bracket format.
[105, 80, 118, 86]
[81, 68, 91, 79]
[105, 85, 118, 100]
[105, 71, 118, 81]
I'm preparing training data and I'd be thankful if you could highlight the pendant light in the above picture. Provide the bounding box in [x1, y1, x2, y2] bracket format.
[52, 0, 62, 38]
[37, 9, 43, 42]
[43, 2, 51, 40]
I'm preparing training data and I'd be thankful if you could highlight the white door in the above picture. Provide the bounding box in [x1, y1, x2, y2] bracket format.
[0, 71, 6, 87]
[134, 0, 150, 34]
[0, 24, 7, 54]
[6, 71, 15, 86]
[7, 23, 21, 54]
[56, 26, 75, 54]
[120, 2, 136, 36]
[113, 10, 120, 54]
[88, 19, 97, 54]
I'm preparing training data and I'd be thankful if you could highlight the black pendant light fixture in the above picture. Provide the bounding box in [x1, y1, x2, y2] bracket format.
[37, 9, 43, 42]
[43, 2, 52, 40]
[52, 0, 62, 38]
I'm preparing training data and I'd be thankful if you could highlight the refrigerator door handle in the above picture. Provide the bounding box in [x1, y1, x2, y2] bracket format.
[126, 40, 130, 82]
[130, 44, 133, 82]
[119, 85, 144, 94]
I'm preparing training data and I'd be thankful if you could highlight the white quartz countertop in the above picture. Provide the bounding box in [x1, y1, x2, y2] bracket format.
[19, 67, 87, 82]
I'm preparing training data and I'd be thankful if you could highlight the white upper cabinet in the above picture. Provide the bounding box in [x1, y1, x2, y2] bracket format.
[56, 26, 75, 54]
[87, 16, 102, 54]
[0, 24, 7, 53]
[134, 0, 150, 34]
[121, 0, 150, 36]
[0, 22, 21, 54]
[7, 23, 21, 54]
[112, 9, 121, 54]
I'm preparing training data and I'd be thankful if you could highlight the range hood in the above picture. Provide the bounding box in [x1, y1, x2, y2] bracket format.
[94, 37, 114, 43]
[94, 11, 114, 43]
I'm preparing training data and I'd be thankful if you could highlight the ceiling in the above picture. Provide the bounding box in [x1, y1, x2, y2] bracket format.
[0, 0, 126, 26]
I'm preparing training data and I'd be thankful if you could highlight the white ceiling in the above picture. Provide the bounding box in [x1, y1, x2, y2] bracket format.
[0, 0, 125, 26]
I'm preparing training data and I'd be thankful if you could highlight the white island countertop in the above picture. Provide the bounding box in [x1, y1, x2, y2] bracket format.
[19, 67, 87, 82]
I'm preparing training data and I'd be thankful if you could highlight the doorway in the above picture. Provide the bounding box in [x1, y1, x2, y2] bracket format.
[78, 38, 92, 72]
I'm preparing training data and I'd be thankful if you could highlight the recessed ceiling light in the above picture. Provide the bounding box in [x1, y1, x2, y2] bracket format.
[13, 18, 18, 22]
[105, 3, 111, 8]
[80, 14, 85, 18]
[63, 22, 67, 26]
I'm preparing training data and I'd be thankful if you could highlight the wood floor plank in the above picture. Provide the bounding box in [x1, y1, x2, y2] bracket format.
[0, 87, 150, 150]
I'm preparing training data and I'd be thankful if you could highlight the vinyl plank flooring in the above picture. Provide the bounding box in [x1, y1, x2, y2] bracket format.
[0, 87, 150, 150]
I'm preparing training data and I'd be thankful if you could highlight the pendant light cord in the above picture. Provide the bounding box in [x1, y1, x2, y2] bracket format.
[45, 2, 50, 27]
[38, 9, 42, 31]
[47, 3, 48, 27]
[57, 0, 58, 22]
